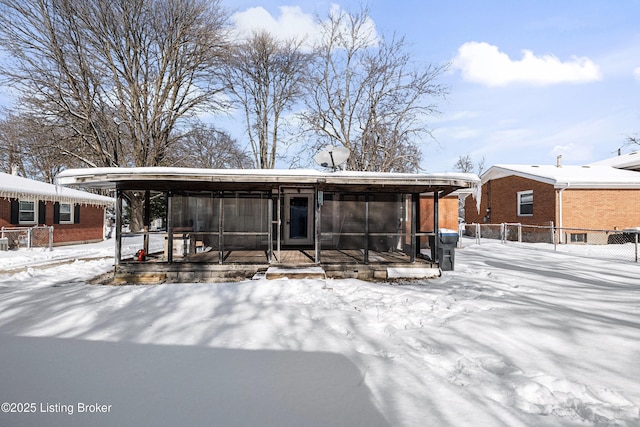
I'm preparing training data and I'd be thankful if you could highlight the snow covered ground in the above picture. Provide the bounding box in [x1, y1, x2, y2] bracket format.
[0, 238, 638, 426]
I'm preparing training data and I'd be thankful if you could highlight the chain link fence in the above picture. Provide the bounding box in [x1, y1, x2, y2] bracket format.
[461, 223, 639, 263]
[0, 226, 54, 250]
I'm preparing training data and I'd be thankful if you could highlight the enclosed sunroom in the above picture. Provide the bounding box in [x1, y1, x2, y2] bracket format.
[57, 168, 479, 282]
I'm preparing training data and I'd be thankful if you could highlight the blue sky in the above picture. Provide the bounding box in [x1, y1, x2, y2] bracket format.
[2, 1, 639, 172]
[229, 0, 640, 171]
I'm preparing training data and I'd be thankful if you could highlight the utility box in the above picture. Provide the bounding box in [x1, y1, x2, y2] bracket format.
[429, 230, 458, 271]
[0, 237, 8, 251]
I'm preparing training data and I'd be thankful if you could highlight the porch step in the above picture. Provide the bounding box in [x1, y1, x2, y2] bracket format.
[386, 267, 441, 279]
[265, 266, 326, 280]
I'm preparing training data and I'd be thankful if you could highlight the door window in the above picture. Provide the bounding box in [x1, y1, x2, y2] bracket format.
[289, 196, 309, 239]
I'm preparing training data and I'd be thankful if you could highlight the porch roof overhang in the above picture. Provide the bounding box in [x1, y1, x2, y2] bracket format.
[57, 167, 480, 195]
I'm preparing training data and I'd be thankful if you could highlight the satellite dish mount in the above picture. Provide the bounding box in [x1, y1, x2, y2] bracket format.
[314, 145, 350, 172]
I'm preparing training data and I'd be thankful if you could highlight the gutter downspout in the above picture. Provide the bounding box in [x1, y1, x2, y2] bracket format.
[557, 183, 569, 244]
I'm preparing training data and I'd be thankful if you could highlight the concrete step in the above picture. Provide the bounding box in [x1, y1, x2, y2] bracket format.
[265, 266, 326, 280]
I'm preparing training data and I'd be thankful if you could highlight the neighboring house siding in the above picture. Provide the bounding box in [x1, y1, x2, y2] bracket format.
[0, 198, 11, 228]
[0, 199, 105, 245]
[465, 175, 640, 231]
[561, 189, 640, 230]
[50, 204, 105, 245]
[465, 176, 556, 225]
[464, 186, 488, 224]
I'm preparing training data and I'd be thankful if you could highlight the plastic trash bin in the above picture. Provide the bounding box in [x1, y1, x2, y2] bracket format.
[0, 237, 7, 251]
[437, 229, 459, 271]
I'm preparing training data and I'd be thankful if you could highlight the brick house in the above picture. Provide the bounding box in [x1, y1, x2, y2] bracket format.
[1, 172, 114, 246]
[464, 163, 640, 242]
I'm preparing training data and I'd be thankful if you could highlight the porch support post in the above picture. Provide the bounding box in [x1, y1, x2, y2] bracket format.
[364, 193, 370, 264]
[167, 191, 173, 263]
[115, 189, 122, 265]
[315, 189, 321, 263]
[218, 192, 224, 264]
[267, 193, 273, 263]
[433, 191, 439, 265]
[276, 189, 281, 262]
[143, 190, 150, 256]
[415, 193, 422, 256]
[410, 193, 417, 263]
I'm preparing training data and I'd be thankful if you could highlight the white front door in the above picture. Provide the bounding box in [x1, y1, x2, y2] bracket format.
[284, 193, 314, 245]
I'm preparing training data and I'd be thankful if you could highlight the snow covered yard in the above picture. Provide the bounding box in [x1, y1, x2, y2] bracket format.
[0, 240, 638, 426]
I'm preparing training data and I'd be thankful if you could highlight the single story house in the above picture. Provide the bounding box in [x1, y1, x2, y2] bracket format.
[464, 163, 640, 243]
[57, 167, 479, 282]
[0, 171, 114, 247]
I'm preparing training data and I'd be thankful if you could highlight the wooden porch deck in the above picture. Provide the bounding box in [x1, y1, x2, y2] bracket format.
[163, 248, 422, 265]
[116, 249, 438, 283]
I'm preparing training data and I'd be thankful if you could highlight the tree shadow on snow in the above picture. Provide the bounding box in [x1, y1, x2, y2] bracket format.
[0, 334, 390, 427]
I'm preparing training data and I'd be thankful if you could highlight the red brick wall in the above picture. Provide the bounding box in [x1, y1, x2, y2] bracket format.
[464, 175, 640, 230]
[0, 198, 10, 229]
[464, 176, 556, 226]
[52, 204, 105, 244]
[560, 189, 640, 230]
[0, 198, 105, 245]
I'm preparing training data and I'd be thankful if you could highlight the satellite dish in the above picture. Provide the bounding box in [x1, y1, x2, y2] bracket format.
[314, 145, 350, 171]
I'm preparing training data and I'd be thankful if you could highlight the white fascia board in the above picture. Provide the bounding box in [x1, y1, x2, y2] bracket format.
[481, 166, 557, 185]
[56, 168, 481, 190]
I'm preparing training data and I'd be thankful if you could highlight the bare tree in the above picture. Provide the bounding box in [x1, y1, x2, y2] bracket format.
[477, 157, 486, 175]
[454, 154, 474, 173]
[0, 114, 26, 176]
[0, 0, 230, 169]
[626, 134, 640, 149]
[222, 31, 310, 169]
[0, 112, 82, 182]
[0, 0, 231, 231]
[454, 154, 485, 175]
[300, 7, 448, 172]
[169, 123, 252, 169]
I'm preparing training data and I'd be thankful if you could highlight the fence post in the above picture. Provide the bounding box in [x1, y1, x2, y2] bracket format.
[1, 226, 4, 238]
[635, 232, 638, 263]
[27, 228, 32, 249]
[518, 223, 522, 243]
[500, 223, 505, 243]
[49, 226, 54, 251]
[551, 222, 556, 251]
[476, 223, 481, 244]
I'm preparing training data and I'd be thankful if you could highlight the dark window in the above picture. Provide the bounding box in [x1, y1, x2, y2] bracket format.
[517, 191, 533, 216]
[59, 203, 72, 223]
[570, 233, 587, 243]
[19, 200, 36, 224]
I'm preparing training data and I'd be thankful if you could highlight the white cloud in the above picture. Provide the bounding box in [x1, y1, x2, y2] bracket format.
[231, 6, 320, 45]
[553, 143, 576, 154]
[452, 42, 602, 87]
[231, 5, 378, 50]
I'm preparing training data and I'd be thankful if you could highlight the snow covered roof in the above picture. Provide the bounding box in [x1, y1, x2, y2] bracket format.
[1, 172, 114, 206]
[481, 164, 640, 189]
[56, 167, 480, 193]
[589, 151, 640, 171]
